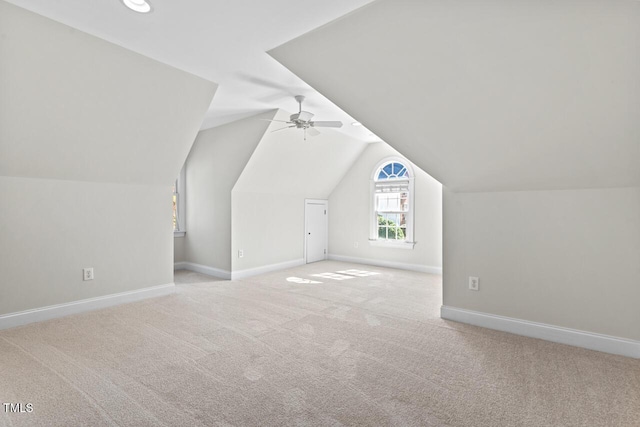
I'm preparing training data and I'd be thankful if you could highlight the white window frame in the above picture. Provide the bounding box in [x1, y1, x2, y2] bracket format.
[369, 157, 415, 249]
[173, 165, 186, 237]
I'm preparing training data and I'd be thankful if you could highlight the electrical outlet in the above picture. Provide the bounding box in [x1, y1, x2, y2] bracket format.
[83, 268, 94, 281]
[354, 242, 359, 248]
[469, 276, 479, 291]
[238, 250, 244, 258]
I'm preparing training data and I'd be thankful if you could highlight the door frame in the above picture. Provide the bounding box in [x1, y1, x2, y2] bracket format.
[304, 199, 328, 264]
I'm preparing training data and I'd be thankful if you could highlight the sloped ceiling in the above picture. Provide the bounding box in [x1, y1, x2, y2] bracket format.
[0, 1, 216, 186]
[270, 0, 640, 192]
[2, 0, 376, 141]
[233, 109, 368, 197]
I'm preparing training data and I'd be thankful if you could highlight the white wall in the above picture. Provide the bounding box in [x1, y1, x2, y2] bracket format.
[269, 0, 640, 349]
[444, 187, 640, 341]
[328, 142, 442, 272]
[181, 112, 273, 272]
[0, 177, 173, 315]
[231, 192, 305, 272]
[231, 109, 368, 272]
[0, 2, 216, 317]
[174, 236, 186, 264]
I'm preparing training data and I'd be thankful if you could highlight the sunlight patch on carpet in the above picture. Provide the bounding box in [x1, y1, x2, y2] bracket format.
[287, 277, 322, 284]
[311, 272, 355, 281]
[337, 269, 380, 277]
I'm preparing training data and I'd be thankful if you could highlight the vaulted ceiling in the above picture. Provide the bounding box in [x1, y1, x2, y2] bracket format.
[234, 109, 368, 198]
[5, 0, 638, 192]
[3, 0, 377, 141]
[270, 0, 640, 192]
[0, 1, 215, 185]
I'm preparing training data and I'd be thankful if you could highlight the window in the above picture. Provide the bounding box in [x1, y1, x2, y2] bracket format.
[370, 159, 415, 248]
[173, 166, 186, 236]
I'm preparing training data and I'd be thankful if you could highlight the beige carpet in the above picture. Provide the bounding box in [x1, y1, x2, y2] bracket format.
[1, 261, 638, 426]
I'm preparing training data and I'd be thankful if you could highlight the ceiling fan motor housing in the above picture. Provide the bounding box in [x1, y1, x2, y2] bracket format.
[290, 110, 314, 124]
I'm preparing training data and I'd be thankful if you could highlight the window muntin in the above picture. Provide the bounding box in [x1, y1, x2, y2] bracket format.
[377, 162, 408, 180]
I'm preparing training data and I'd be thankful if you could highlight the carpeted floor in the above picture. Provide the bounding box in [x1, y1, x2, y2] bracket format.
[1, 261, 638, 426]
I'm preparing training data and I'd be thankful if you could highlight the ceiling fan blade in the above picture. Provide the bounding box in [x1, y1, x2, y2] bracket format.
[260, 119, 291, 123]
[311, 121, 343, 128]
[271, 125, 296, 133]
[307, 127, 321, 137]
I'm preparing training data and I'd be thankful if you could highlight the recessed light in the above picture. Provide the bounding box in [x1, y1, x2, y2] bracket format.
[122, 0, 152, 13]
[351, 122, 363, 127]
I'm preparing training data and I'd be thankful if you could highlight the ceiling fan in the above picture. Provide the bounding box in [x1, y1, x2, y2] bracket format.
[269, 95, 343, 140]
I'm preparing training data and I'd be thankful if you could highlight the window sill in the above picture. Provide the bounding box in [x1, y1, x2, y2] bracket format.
[368, 239, 415, 249]
[174, 231, 186, 238]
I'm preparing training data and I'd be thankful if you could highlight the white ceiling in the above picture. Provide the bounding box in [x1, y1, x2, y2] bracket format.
[234, 109, 368, 197]
[4, 0, 377, 141]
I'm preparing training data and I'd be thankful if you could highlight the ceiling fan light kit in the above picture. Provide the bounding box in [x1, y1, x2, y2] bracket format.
[291, 110, 314, 123]
[270, 95, 343, 140]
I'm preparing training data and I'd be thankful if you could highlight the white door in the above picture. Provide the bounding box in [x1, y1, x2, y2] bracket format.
[305, 200, 328, 264]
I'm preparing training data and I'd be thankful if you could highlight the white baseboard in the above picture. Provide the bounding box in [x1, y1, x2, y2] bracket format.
[232, 258, 305, 280]
[174, 262, 231, 280]
[0, 283, 176, 331]
[441, 305, 640, 359]
[328, 254, 442, 275]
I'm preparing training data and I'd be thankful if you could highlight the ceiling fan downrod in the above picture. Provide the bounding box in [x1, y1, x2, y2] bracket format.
[294, 95, 305, 113]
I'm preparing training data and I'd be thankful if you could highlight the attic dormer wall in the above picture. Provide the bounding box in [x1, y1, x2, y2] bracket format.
[179, 111, 275, 275]
[0, 2, 216, 319]
[327, 141, 443, 274]
[231, 109, 368, 275]
[268, 0, 640, 345]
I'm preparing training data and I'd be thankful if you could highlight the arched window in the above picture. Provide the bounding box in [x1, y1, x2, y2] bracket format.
[370, 159, 415, 248]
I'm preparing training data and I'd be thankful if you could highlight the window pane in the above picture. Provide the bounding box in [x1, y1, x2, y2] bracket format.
[376, 193, 409, 212]
[392, 227, 401, 239]
[400, 192, 408, 211]
[378, 226, 387, 239]
[172, 194, 177, 231]
[376, 194, 393, 211]
[376, 162, 410, 182]
[391, 195, 401, 211]
[378, 213, 407, 240]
